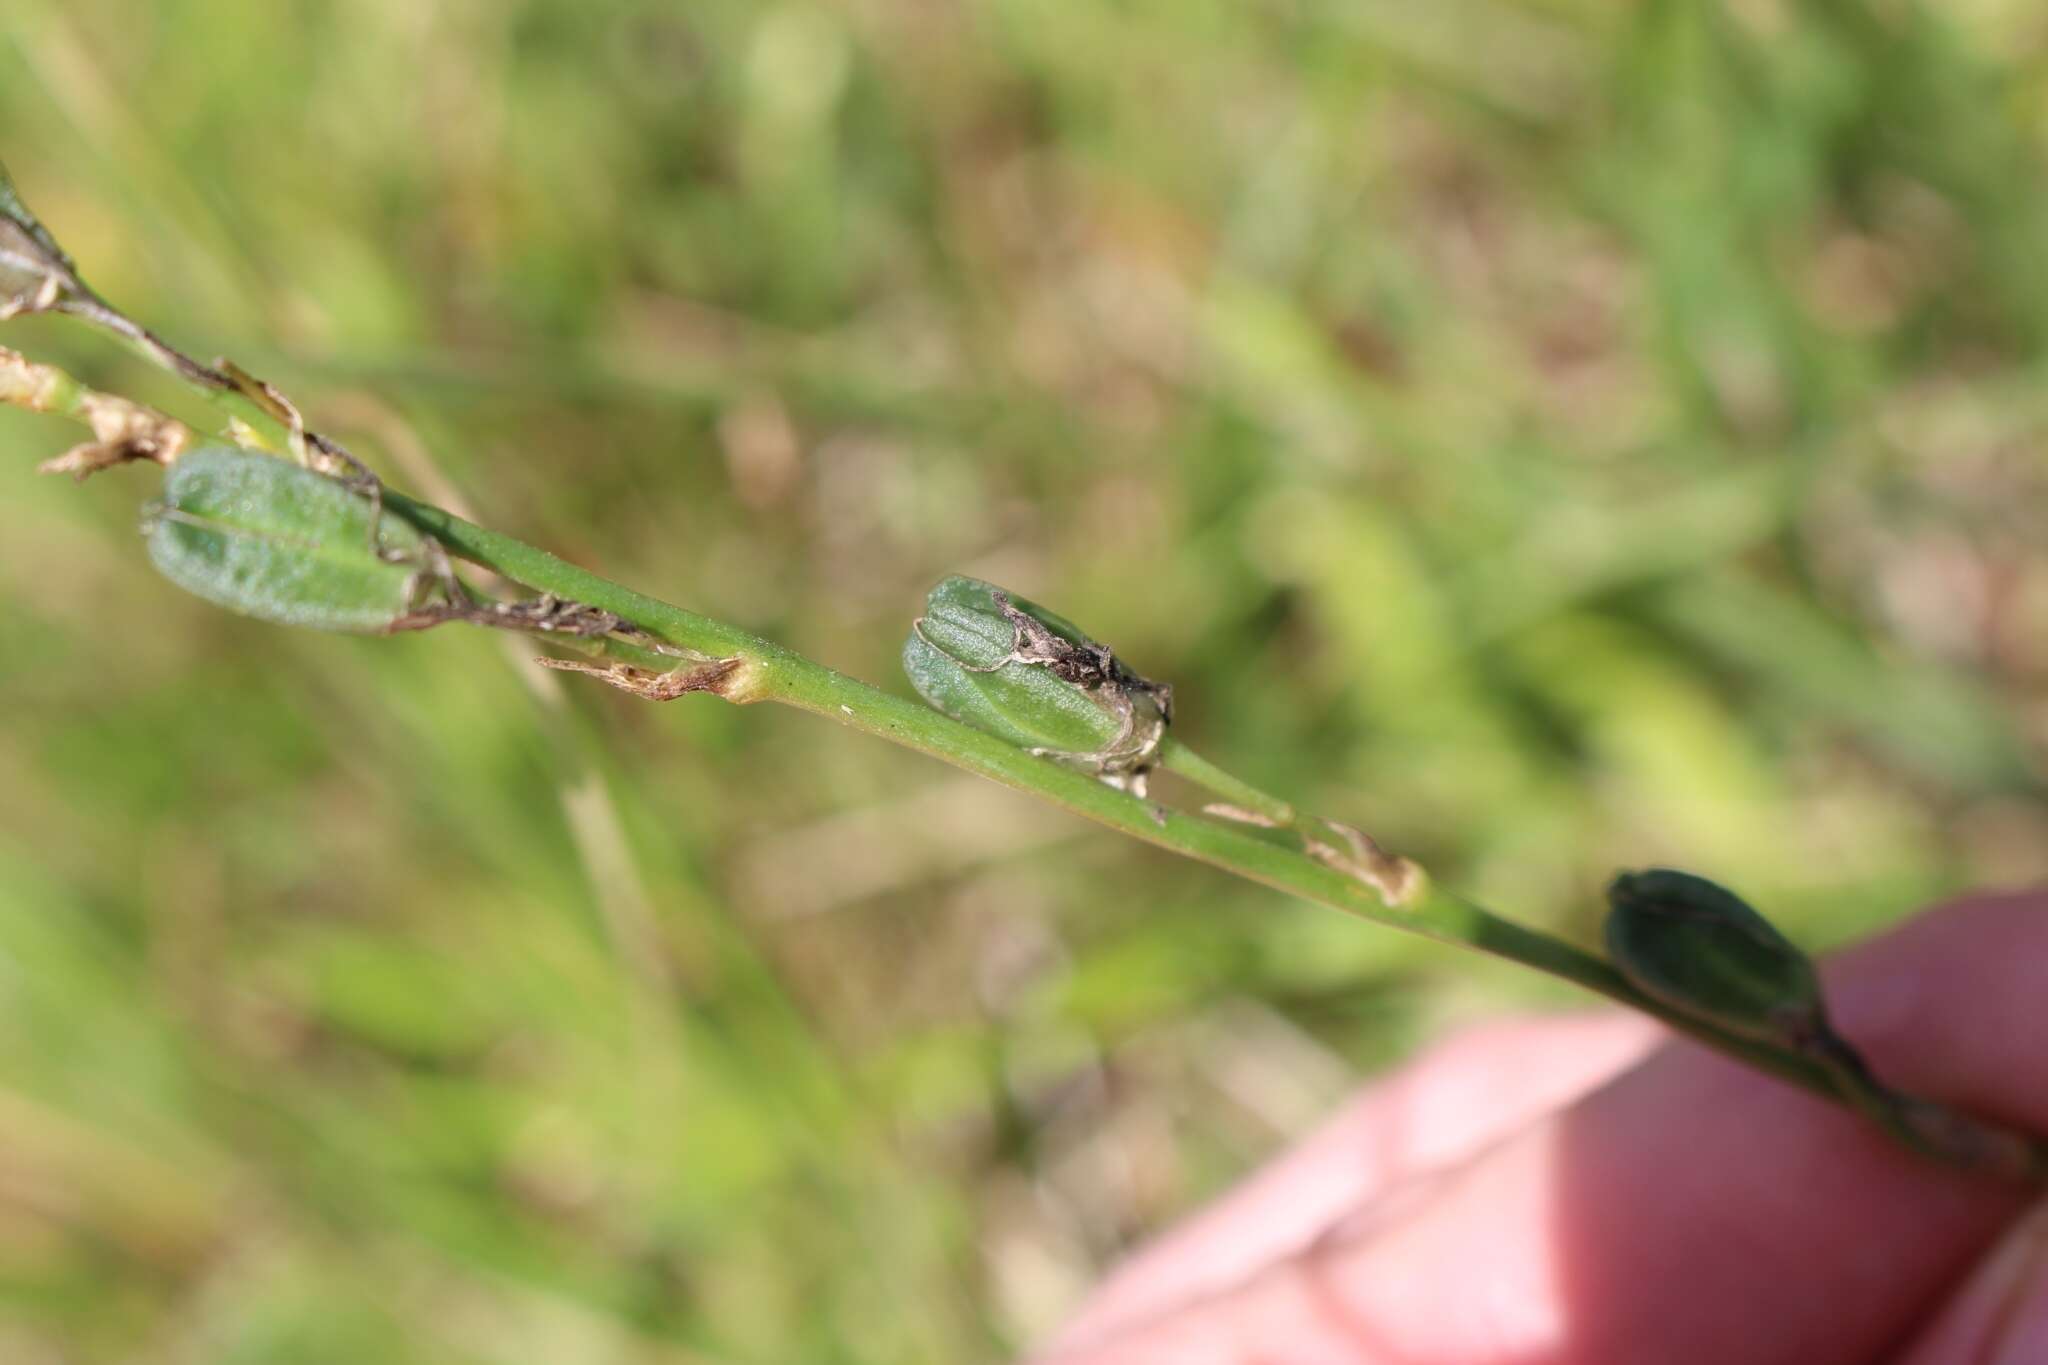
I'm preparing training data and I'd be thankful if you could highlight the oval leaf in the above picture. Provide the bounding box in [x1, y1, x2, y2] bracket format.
[144, 445, 426, 633]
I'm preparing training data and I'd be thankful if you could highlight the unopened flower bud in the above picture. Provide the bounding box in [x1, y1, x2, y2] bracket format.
[903, 575, 1171, 788]
[1605, 868, 1825, 1046]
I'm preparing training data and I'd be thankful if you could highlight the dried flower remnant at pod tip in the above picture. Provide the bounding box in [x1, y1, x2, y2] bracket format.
[903, 575, 1173, 793]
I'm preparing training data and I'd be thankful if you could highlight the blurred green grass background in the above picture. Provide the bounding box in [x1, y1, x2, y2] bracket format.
[3, 0, 2048, 1359]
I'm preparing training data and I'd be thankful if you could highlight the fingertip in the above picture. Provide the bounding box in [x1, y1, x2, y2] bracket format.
[1825, 888, 2048, 1130]
[1045, 1012, 1655, 1356]
[1041, 890, 2048, 1365]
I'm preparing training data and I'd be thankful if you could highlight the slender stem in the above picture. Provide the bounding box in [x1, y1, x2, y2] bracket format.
[392, 498, 2048, 1177]
[1158, 737, 1296, 824]
[13, 339, 2046, 1176]
[385, 488, 1843, 1096]
[0, 363, 1899, 1106]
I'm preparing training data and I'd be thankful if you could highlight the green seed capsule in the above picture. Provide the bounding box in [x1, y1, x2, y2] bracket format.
[1605, 868, 1825, 1046]
[144, 445, 429, 633]
[903, 575, 1172, 785]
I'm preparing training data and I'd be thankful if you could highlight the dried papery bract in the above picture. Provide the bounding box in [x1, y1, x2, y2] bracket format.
[534, 655, 753, 702]
[903, 575, 1173, 792]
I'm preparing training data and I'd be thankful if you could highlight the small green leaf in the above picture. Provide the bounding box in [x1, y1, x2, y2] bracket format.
[903, 575, 1171, 784]
[1604, 868, 1825, 1045]
[144, 445, 428, 633]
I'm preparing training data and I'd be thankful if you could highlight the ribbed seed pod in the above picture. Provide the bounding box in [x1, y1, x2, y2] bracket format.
[903, 575, 1172, 785]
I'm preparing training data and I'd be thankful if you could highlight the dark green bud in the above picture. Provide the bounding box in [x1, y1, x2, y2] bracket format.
[144, 445, 431, 633]
[1605, 868, 1826, 1046]
[903, 575, 1172, 789]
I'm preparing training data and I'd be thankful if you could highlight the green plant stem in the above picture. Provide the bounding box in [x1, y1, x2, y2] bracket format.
[1157, 737, 1296, 824]
[387, 489, 1842, 1096]
[12, 346, 2043, 1177]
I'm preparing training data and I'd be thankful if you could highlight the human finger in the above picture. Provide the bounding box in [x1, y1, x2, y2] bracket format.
[1039, 891, 2048, 1365]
